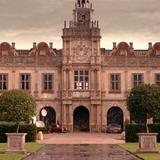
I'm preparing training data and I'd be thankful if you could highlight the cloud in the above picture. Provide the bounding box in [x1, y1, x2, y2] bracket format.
[0, 0, 159, 49]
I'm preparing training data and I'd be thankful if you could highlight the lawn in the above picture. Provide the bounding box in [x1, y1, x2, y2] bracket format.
[120, 143, 160, 160]
[0, 143, 43, 160]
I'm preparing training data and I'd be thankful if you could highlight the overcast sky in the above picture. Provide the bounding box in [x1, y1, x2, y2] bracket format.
[0, 0, 159, 49]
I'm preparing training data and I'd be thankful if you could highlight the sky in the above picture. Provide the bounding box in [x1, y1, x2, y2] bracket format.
[0, 0, 160, 49]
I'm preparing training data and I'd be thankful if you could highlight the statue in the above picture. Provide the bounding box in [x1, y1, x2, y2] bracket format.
[78, 0, 81, 7]
[77, 0, 89, 8]
[82, 0, 85, 8]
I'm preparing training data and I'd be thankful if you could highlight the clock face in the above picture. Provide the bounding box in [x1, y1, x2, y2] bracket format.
[77, 12, 90, 22]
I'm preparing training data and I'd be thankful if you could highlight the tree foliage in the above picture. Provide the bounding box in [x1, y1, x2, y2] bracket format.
[0, 90, 36, 132]
[127, 84, 160, 125]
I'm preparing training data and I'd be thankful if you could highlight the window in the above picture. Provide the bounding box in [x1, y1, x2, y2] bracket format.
[0, 74, 8, 91]
[133, 74, 144, 87]
[110, 74, 121, 92]
[155, 74, 160, 86]
[20, 74, 31, 90]
[43, 74, 53, 91]
[74, 70, 89, 90]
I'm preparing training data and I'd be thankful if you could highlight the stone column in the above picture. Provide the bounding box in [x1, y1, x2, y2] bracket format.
[146, 70, 151, 84]
[97, 105, 101, 132]
[97, 69, 101, 91]
[62, 104, 66, 128]
[91, 69, 95, 90]
[90, 104, 94, 132]
[12, 70, 16, 89]
[34, 70, 39, 98]
[63, 69, 67, 90]
[124, 71, 128, 93]
[69, 70, 73, 90]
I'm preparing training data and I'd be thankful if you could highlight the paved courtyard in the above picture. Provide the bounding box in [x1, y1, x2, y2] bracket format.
[24, 133, 143, 160]
[37, 133, 125, 144]
[25, 144, 142, 160]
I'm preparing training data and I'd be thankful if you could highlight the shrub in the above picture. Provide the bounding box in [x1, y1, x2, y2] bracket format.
[125, 124, 146, 142]
[0, 124, 37, 143]
[125, 124, 160, 142]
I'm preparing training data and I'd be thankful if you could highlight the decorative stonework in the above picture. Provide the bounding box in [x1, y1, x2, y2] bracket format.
[137, 133, 158, 153]
[6, 133, 27, 154]
[72, 40, 91, 63]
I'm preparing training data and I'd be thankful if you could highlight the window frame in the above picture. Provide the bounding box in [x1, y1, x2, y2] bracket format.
[42, 73, 54, 93]
[109, 73, 121, 93]
[19, 73, 31, 91]
[74, 70, 89, 90]
[155, 73, 160, 86]
[0, 73, 8, 92]
[132, 73, 144, 87]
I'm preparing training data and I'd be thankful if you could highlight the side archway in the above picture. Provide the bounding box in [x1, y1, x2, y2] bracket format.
[107, 106, 123, 132]
[73, 106, 89, 132]
[39, 106, 56, 127]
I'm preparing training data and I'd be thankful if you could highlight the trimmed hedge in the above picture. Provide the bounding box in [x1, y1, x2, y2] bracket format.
[125, 124, 146, 142]
[125, 124, 160, 142]
[0, 124, 37, 143]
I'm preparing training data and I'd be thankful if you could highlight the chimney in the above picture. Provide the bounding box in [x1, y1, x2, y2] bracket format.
[129, 42, 133, 49]
[113, 42, 117, 49]
[33, 42, 36, 49]
[49, 42, 53, 49]
[148, 42, 152, 49]
[12, 42, 15, 49]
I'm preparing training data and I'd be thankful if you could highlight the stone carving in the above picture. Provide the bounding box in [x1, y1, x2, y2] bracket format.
[72, 41, 91, 63]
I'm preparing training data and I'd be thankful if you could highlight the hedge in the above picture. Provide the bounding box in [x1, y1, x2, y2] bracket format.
[125, 124, 160, 142]
[0, 124, 37, 143]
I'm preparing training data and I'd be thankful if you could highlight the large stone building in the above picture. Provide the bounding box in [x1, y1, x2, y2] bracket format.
[0, 0, 160, 132]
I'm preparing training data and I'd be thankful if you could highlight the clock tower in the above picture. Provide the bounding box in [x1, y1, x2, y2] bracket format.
[61, 0, 102, 132]
[62, 0, 101, 64]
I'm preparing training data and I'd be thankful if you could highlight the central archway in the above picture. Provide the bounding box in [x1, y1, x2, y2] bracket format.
[73, 106, 89, 132]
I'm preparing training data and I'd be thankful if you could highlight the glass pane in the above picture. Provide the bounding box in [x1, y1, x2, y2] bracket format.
[80, 76, 83, 81]
[74, 76, 78, 81]
[85, 71, 88, 75]
[80, 71, 83, 75]
[85, 76, 88, 81]
[48, 82, 52, 90]
[26, 82, 29, 90]
[74, 71, 78, 75]
[48, 75, 52, 81]
[3, 82, 7, 90]
[3, 75, 7, 81]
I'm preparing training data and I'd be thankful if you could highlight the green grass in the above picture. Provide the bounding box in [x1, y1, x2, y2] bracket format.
[120, 143, 160, 160]
[0, 143, 43, 160]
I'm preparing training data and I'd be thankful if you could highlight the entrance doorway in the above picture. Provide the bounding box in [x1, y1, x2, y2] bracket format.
[40, 106, 56, 127]
[73, 106, 89, 132]
[107, 106, 123, 132]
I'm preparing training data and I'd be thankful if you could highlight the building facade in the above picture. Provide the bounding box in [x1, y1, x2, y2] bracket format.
[0, 0, 160, 132]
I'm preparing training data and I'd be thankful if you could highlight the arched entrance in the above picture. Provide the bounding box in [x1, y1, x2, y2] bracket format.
[73, 106, 89, 132]
[107, 106, 123, 132]
[40, 106, 56, 127]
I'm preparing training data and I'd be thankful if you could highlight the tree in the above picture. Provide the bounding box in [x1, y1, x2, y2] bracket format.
[127, 84, 160, 132]
[0, 89, 36, 133]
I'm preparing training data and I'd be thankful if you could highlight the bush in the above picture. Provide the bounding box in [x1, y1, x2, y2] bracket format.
[0, 124, 37, 143]
[148, 124, 160, 142]
[125, 124, 146, 142]
[125, 124, 160, 142]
